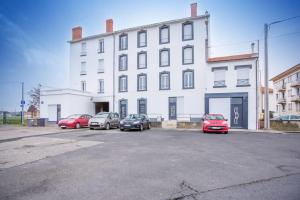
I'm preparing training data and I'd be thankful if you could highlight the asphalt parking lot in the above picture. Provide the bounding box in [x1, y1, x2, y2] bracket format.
[0, 127, 300, 200]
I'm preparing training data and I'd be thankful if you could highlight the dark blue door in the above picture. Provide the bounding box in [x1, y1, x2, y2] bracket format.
[169, 97, 177, 120]
[231, 98, 243, 128]
[119, 100, 127, 119]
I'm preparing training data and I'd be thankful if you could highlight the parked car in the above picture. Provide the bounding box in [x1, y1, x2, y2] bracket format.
[202, 114, 229, 134]
[271, 115, 300, 121]
[89, 112, 120, 130]
[120, 114, 151, 131]
[58, 114, 92, 129]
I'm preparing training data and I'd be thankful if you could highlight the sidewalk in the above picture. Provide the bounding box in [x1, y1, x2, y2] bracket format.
[0, 125, 85, 141]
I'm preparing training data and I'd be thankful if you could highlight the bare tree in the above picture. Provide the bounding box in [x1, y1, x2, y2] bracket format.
[28, 84, 41, 110]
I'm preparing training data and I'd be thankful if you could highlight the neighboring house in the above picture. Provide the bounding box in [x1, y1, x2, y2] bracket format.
[271, 63, 300, 116]
[25, 105, 40, 119]
[259, 86, 275, 119]
[40, 3, 259, 129]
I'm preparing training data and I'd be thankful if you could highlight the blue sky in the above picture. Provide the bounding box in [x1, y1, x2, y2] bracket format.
[0, 0, 299, 111]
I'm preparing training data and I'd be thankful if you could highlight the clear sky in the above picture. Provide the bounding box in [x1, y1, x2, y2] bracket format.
[0, 0, 299, 111]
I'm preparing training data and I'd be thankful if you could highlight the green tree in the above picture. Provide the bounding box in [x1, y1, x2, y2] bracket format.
[28, 84, 41, 110]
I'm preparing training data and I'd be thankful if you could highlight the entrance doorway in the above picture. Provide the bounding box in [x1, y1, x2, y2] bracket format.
[95, 102, 109, 114]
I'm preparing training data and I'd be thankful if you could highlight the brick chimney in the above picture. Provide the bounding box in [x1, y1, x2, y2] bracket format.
[106, 19, 113, 33]
[191, 3, 197, 17]
[72, 26, 82, 41]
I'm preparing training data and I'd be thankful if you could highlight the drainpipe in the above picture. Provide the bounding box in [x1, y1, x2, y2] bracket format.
[255, 40, 260, 130]
[113, 34, 116, 112]
[204, 11, 209, 62]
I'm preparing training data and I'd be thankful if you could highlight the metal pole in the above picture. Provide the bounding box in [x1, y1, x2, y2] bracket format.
[264, 24, 270, 129]
[21, 82, 24, 125]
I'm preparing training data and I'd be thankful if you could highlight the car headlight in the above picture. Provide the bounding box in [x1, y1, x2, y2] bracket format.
[133, 121, 140, 124]
[120, 120, 124, 124]
[203, 121, 210, 124]
[222, 121, 227, 125]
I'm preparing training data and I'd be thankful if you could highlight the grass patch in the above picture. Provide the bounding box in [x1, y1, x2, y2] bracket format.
[271, 120, 300, 131]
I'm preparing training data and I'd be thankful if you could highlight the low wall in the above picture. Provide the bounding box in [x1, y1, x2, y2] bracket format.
[260, 120, 300, 131]
[177, 122, 202, 129]
[150, 122, 162, 128]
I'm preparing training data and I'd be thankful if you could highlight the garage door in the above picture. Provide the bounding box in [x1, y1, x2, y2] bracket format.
[209, 98, 231, 124]
[48, 104, 57, 122]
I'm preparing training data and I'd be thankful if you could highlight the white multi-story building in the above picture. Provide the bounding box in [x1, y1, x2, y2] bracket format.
[40, 3, 259, 129]
[271, 63, 300, 116]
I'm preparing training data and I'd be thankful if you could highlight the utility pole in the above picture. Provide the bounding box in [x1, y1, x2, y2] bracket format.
[21, 82, 24, 125]
[264, 24, 270, 129]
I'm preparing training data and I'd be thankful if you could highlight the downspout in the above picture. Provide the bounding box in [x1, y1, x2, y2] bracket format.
[255, 40, 260, 130]
[113, 34, 116, 112]
[204, 11, 209, 62]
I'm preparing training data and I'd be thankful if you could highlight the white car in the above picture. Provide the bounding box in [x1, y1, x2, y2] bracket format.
[89, 112, 120, 130]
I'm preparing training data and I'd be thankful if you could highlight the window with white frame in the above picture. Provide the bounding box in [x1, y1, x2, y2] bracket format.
[213, 67, 227, 87]
[183, 46, 193, 64]
[182, 22, 193, 40]
[138, 52, 147, 69]
[119, 54, 127, 71]
[288, 89, 292, 97]
[81, 42, 86, 56]
[160, 71, 170, 90]
[80, 62, 86, 75]
[159, 25, 169, 44]
[119, 34, 128, 50]
[98, 79, 104, 93]
[98, 59, 104, 73]
[288, 102, 292, 110]
[183, 70, 194, 89]
[99, 39, 104, 53]
[138, 30, 147, 47]
[160, 49, 170, 67]
[297, 103, 300, 112]
[81, 81, 86, 92]
[119, 75, 128, 92]
[236, 65, 251, 86]
[137, 74, 147, 91]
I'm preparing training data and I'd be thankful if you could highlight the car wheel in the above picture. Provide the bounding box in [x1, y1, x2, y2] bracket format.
[203, 130, 206, 133]
[224, 131, 228, 134]
[106, 123, 110, 130]
[120, 128, 124, 131]
[140, 124, 144, 131]
[75, 123, 80, 129]
[90, 128, 94, 130]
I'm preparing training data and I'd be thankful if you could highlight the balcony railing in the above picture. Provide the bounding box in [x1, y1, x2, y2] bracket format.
[213, 80, 226, 88]
[291, 95, 300, 102]
[291, 78, 300, 87]
[80, 51, 87, 56]
[277, 97, 286, 104]
[275, 83, 286, 91]
[80, 70, 87, 75]
[97, 67, 104, 73]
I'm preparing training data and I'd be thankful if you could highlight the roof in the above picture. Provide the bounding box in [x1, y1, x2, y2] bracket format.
[260, 86, 273, 94]
[207, 53, 258, 63]
[69, 14, 209, 43]
[270, 63, 300, 82]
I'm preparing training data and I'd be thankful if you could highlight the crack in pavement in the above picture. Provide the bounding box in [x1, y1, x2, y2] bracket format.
[166, 172, 300, 200]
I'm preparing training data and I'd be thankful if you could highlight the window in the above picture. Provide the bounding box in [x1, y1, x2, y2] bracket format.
[81, 81, 86, 92]
[182, 69, 194, 89]
[288, 103, 292, 111]
[119, 99, 128, 119]
[137, 74, 147, 91]
[288, 89, 292, 97]
[98, 79, 104, 93]
[119, 54, 128, 71]
[137, 30, 147, 47]
[282, 104, 286, 112]
[212, 67, 227, 87]
[81, 42, 87, 56]
[138, 51, 147, 69]
[160, 71, 170, 90]
[98, 59, 104, 73]
[235, 65, 251, 86]
[119, 33, 128, 50]
[119, 75, 128, 92]
[80, 62, 87, 75]
[183, 45, 194, 64]
[297, 103, 300, 112]
[182, 21, 193, 40]
[160, 48, 170, 67]
[99, 39, 104, 53]
[138, 98, 147, 114]
[159, 25, 169, 44]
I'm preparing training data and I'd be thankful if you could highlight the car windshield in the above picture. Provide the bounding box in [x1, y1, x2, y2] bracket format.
[125, 114, 141, 120]
[94, 113, 109, 118]
[66, 114, 81, 119]
[206, 115, 224, 120]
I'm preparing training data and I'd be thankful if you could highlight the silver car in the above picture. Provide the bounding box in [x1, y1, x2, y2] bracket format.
[89, 112, 120, 130]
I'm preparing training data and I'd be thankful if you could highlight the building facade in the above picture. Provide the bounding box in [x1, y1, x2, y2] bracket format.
[40, 3, 259, 129]
[271, 63, 300, 116]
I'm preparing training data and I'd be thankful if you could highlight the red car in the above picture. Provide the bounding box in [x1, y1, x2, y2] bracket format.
[202, 114, 229, 134]
[58, 114, 92, 129]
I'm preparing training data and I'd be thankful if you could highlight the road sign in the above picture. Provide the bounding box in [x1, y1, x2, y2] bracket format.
[21, 100, 25, 105]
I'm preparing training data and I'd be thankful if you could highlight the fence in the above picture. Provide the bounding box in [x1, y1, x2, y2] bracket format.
[0, 113, 25, 125]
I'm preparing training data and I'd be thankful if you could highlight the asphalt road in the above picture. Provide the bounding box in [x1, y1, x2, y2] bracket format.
[0, 128, 300, 200]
